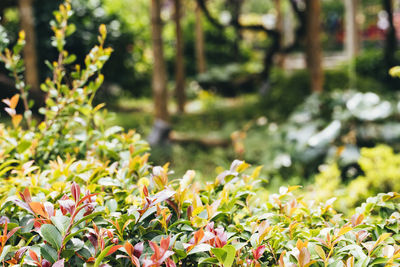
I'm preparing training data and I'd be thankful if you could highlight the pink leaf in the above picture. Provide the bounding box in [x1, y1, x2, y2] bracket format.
[52, 259, 65, 267]
[71, 182, 81, 203]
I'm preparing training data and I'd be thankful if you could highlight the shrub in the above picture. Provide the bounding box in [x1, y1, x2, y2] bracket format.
[0, 2, 398, 266]
[242, 88, 400, 182]
[309, 145, 400, 213]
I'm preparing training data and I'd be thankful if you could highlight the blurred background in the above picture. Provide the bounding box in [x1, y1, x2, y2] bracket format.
[2, 0, 400, 210]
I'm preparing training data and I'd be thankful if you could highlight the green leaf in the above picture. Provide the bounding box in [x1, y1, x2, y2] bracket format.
[51, 215, 70, 235]
[106, 199, 118, 213]
[0, 245, 11, 262]
[63, 229, 86, 245]
[67, 238, 84, 251]
[41, 224, 62, 250]
[222, 245, 236, 267]
[94, 245, 113, 267]
[210, 247, 226, 265]
[188, 244, 213, 255]
[199, 257, 219, 265]
[210, 245, 236, 267]
[71, 211, 102, 230]
[40, 244, 58, 263]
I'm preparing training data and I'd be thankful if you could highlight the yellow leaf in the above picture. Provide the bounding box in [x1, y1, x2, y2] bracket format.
[287, 185, 301, 193]
[250, 166, 263, 179]
[93, 103, 105, 112]
[12, 115, 22, 128]
[237, 161, 250, 173]
[99, 24, 107, 37]
[337, 226, 353, 237]
[18, 31, 25, 41]
[314, 245, 326, 260]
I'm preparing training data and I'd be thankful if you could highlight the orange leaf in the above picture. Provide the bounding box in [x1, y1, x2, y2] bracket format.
[12, 115, 23, 128]
[124, 242, 134, 256]
[106, 245, 122, 256]
[9, 94, 20, 109]
[29, 202, 48, 218]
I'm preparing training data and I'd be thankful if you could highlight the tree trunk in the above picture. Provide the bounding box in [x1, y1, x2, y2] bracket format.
[305, 0, 324, 93]
[18, 0, 43, 106]
[345, 0, 360, 58]
[345, 0, 360, 88]
[151, 0, 169, 122]
[383, 0, 397, 69]
[195, 2, 206, 73]
[174, 0, 185, 113]
[274, 0, 285, 67]
[148, 0, 170, 147]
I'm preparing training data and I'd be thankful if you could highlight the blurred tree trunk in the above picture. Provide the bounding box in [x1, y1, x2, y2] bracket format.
[345, 0, 360, 88]
[151, 0, 169, 122]
[229, 0, 243, 60]
[274, 0, 284, 67]
[148, 0, 170, 146]
[174, 0, 185, 113]
[195, 2, 206, 73]
[18, 0, 43, 106]
[382, 0, 397, 69]
[305, 0, 324, 92]
[0, 0, 15, 21]
[345, 0, 360, 58]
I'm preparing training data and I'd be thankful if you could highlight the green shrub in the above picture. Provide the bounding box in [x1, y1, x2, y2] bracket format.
[309, 145, 400, 213]
[355, 49, 400, 91]
[0, 2, 398, 266]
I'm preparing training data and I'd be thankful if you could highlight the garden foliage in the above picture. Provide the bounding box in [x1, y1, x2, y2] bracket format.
[0, 2, 399, 266]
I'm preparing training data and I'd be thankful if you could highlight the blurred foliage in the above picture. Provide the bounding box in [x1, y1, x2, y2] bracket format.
[355, 49, 400, 92]
[0, 4, 399, 265]
[310, 145, 400, 213]
[241, 89, 400, 185]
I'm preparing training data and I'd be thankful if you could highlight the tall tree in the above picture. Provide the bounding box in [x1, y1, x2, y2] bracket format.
[18, 0, 43, 106]
[196, 0, 307, 84]
[174, 0, 185, 113]
[345, 0, 360, 88]
[195, 2, 206, 73]
[305, 0, 324, 92]
[274, 0, 284, 67]
[151, 0, 169, 122]
[382, 0, 397, 70]
[148, 0, 170, 146]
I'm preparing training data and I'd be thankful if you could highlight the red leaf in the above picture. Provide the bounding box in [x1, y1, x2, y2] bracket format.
[166, 258, 176, 267]
[149, 241, 161, 260]
[160, 236, 170, 253]
[14, 247, 28, 260]
[106, 245, 123, 256]
[143, 186, 149, 197]
[76, 193, 98, 208]
[134, 242, 144, 258]
[58, 198, 75, 215]
[20, 188, 32, 203]
[6, 226, 22, 241]
[71, 182, 81, 203]
[253, 245, 266, 260]
[29, 250, 39, 263]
